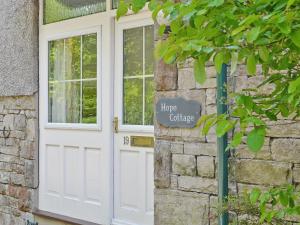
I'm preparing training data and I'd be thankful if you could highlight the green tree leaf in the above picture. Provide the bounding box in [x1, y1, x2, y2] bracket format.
[214, 52, 224, 74]
[194, 57, 206, 84]
[216, 119, 233, 137]
[116, 1, 129, 20]
[291, 29, 300, 47]
[258, 46, 269, 62]
[247, 54, 256, 75]
[247, 27, 260, 43]
[208, 0, 224, 7]
[250, 188, 261, 204]
[247, 127, 266, 152]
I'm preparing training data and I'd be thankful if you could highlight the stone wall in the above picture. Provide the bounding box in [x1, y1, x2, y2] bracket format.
[0, 96, 38, 225]
[0, 1, 39, 225]
[154, 58, 300, 224]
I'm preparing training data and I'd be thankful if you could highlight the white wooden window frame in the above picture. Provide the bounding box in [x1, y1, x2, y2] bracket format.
[115, 16, 154, 134]
[45, 27, 102, 130]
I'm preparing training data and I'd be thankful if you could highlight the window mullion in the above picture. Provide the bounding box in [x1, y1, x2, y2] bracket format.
[80, 36, 83, 123]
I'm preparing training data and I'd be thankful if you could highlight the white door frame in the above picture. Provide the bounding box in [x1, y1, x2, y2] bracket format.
[113, 14, 154, 225]
[39, 1, 153, 224]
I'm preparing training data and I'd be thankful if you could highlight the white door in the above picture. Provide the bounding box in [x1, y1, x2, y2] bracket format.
[113, 15, 155, 225]
[39, 14, 114, 225]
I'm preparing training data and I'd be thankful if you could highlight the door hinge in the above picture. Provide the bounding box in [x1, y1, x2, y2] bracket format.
[113, 117, 119, 133]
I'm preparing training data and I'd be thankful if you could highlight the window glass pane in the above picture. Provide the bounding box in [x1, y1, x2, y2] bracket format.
[44, 0, 106, 24]
[82, 81, 97, 124]
[123, 78, 143, 125]
[145, 77, 154, 125]
[83, 34, 97, 79]
[48, 33, 98, 124]
[65, 81, 81, 123]
[49, 40, 64, 82]
[145, 25, 154, 75]
[123, 27, 143, 77]
[122, 25, 154, 126]
[65, 36, 81, 80]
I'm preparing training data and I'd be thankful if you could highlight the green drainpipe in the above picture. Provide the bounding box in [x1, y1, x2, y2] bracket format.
[217, 64, 229, 225]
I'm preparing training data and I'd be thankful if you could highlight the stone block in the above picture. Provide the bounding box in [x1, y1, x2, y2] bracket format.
[170, 175, 178, 189]
[271, 138, 300, 163]
[20, 141, 36, 160]
[155, 189, 209, 225]
[0, 146, 19, 156]
[235, 159, 291, 186]
[293, 165, 300, 183]
[14, 115, 26, 131]
[267, 121, 300, 138]
[196, 78, 217, 89]
[154, 141, 171, 188]
[170, 142, 183, 154]
[178, 68, 196, 90]
[3, 114, 14, 130]
[206, 89, 216, 105]
[172, 154, 196, 176]
[236, 145, 271, 160]
[178, 176, 217, 194]
[155, 60, 177, 91]
[184, 142, 217, 156]
[25, 160, 37, 188]
[197, 156, 215, 178]
[26, 119, 36, 141]
[10, 173, 25, 186]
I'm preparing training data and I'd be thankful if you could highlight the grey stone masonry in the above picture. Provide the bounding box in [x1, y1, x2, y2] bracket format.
[154, 56, 300, 224]
[0, 0, 39, 96]
[0, 96, 38, 225]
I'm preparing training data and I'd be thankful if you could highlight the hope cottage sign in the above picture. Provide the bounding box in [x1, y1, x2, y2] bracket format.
[156, 97, 202, 128]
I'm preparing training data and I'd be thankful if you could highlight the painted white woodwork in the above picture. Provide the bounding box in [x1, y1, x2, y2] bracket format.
[39, 1, 153, 224]
[113, 16, 154, 225]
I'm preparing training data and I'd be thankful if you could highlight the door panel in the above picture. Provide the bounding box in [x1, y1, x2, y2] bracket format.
[39, 18, 113, 225]
[113, 17, 154, 225]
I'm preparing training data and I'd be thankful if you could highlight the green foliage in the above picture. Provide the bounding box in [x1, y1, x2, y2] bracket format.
[223, 185, 300, 225]
[117, 0, 300, 152]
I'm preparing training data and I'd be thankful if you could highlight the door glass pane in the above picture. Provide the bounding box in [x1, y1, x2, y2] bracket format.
[48, 33, 98, 124]
[65, 81, 81, 123]
[83, 34, 97, 79]
[82, 81, 97, 123]
[123, 78, 143, 125]
[122, 25, 154, 126]
[44, 0, 106, 24]
[123, 27, 143, 77]
[145, 26, 154, 75]
[145, 77, 154, 125]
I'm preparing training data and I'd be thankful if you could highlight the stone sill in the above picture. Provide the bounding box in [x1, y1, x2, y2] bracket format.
[33, 209, 100, 225]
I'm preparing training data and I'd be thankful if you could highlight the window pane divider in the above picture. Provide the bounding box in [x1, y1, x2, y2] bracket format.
[80, 36, 83, 123]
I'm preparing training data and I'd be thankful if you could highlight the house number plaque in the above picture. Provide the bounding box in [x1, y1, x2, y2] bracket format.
[156, 97, 201, 128]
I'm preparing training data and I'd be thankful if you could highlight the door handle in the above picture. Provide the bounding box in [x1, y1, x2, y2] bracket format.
[113, 117, 119, 133]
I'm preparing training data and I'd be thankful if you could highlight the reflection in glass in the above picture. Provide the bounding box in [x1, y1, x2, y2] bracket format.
[83, 34, 97, 79]
[145, 77, 154, 125]
[65, 81, 81, 123]
[48, 33, 97, 124]
[44, 0, 106, 24]
[124, 27, 143, 77]
[145, 26, 154, 75]
[123, 25, 154, 126]
[123, 78, 143, 125]
[82, 81, 97, 123]
[65, 37, 81, 80]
